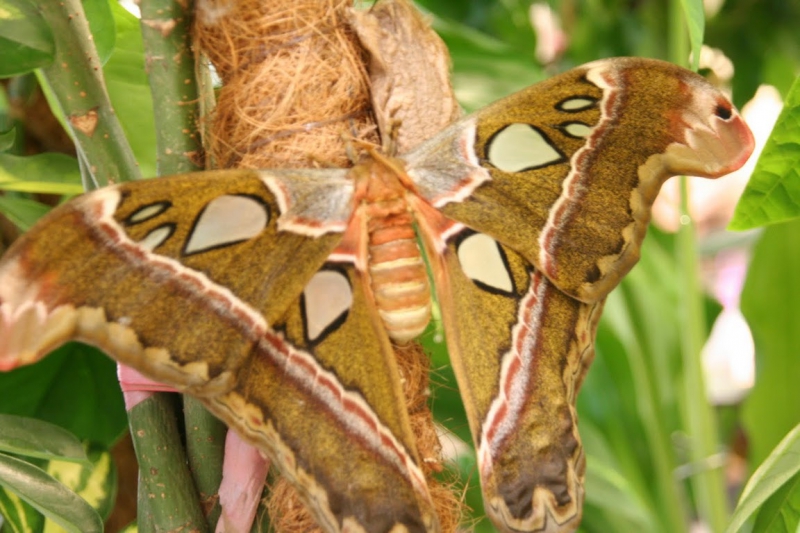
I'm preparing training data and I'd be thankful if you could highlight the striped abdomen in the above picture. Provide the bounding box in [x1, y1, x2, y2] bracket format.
[367, 199, 431, 343]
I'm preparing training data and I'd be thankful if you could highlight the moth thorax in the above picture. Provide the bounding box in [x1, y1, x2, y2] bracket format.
[367, 212, 431, 344]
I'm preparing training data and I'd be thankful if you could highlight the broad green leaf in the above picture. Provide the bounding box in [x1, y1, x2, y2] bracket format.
[730, 76, 800, 230]
[0, 454, 102, 533]
[753, 471, 800, 533]
[82, 0, 114, 64]
[104, 1, 156, 178]
[0, 152, 82, 195]
[0, 343, 127, 448]
[0, 195, 50, 230]
[741, 221, 800, 468]
[0, 485, 45, 533]
[0, 415, 88, 464]
[0, 0, 55, 77]
[726, 424, 800, 533]
[680, 0, 705, 71]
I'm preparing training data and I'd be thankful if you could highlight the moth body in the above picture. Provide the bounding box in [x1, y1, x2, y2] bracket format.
[351, 156, 432, 343]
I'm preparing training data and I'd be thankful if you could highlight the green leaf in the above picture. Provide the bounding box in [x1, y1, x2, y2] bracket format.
[0, 415, 88, 464]
[741, 220, 800, 469]
[0, 485, 44, 533]
[726, 424, 800, 533]
[0, 127, 15, 151]
[0, 453, 102, 533]
[680, 0, 705, 71]
[104, 1, 156, 178]
[0, 195, 50, 230]
[82, 0, 115, 64]
[584, 455, 656, 529]
[0, 0, 55, 77]
[730, 76, 800, 230]
[46, 446, 116, 522]
[0, 343, 127, 448]
[0, 152, 82, 195]
[752, 470, 800, 533]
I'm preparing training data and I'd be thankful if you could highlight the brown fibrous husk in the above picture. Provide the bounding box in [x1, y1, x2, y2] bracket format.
[194, 0, 378, 170]
[192, 0, 462, 531]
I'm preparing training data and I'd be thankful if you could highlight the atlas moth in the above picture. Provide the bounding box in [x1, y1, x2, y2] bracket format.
[0, 57, 754, 532]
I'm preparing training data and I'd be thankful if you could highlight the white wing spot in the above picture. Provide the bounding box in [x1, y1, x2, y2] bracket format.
[487, 123, 563, 173]
[457, 233, 513, 293]
[127, 202, 170, 224]
[185, 195, 268, 254]
[558, 97, 596, 111]
[562, 122, 593, 138]
[303, 270, 353, 342]
[138, 225, 173, 251]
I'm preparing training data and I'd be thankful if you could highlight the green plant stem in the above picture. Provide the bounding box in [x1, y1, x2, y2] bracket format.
[139, 0, 203, 175]
[134, 0, 224, 530]
[668, 2, 729, 531]
[136, 470, 156, 533]
[668, 0, 690, 69]
[183, 396, 226, 528]
[37, 0, 140, 187]
[129, 395, 208, 532]
[676, 179, 729, 533]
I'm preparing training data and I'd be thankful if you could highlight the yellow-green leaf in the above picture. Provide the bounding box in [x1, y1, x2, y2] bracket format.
[45, 446, 116, 526]
[0, 486, 45, 533]
[726, 424, 800, 532]
[730, 76, 800, 230]
[0, 453, 102, 533]
[752, 471, 800, 533]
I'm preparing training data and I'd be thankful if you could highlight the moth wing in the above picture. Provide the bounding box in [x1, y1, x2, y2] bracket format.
[418, 219, 600, 533]
[404, 57, 753, 303]
[0, 168, 438, 532]
[0, 169, 346, 379]
[212, 259, 439, 532]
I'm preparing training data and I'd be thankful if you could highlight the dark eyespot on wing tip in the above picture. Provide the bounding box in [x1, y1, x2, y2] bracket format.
[715, 104, 733, 120]
[584, 264, 602, 285]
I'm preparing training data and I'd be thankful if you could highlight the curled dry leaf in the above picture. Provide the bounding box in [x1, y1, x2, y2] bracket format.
[349, 0, 460, 154]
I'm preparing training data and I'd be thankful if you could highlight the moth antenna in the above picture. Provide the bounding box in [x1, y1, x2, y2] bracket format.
[377, 117, 403, 156]
[339, 128, 383, 166]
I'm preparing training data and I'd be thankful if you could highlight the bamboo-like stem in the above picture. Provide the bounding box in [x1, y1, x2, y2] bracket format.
[134, 0, 225, 530]
[669, 1, 729, 531]
[676, 179, 729, 533]
[37, 0, 140, 187]
[139, 0, 203, 175]
[129, 395, 209, 532]
[184, 395, 226, 528]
